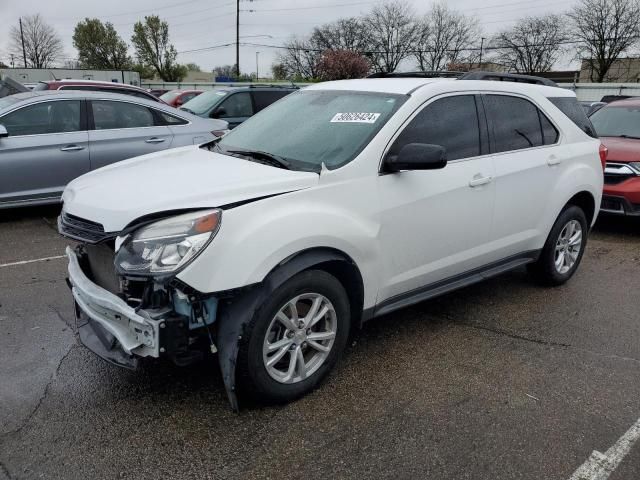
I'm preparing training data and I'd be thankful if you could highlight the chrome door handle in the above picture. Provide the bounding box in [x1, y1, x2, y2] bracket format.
[60, 145, 85, 152]
[145, 137, 165, 143]
[547, 155, 561, 166]
[469, 176, 493, 188]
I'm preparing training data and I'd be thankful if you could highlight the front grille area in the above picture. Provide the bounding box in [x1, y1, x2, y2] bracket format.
[84, 243, 120, 295]
[58, 211, 111, 244]
[604, 162, 638, 185]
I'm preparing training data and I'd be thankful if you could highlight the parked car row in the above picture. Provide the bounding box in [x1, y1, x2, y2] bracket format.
[0, 81, 299, 208]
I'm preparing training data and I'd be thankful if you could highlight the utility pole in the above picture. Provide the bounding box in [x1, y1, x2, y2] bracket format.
[235, 0, 240, 79]
[478, 37, 485, 69]
[10, 54, 15, 68]
[19, 17, 27, 68]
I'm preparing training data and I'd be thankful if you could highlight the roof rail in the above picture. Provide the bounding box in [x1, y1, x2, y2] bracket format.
[367, 71, 464, 79]
[458, 71, 558, 87]
[247, 84, 299, 89]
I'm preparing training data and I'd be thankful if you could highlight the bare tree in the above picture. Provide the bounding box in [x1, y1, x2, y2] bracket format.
[10, 14, 63, 68]
[310, 18, 369, 53]
[363, 1, 420, 73]
[414, 4, 479, 72]
[275, 36, 321, 80]
[492, 14, 567, 73]
[569, 0, 640, 82]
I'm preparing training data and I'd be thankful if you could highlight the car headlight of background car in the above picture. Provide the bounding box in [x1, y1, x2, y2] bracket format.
[115, 209, 221, 275]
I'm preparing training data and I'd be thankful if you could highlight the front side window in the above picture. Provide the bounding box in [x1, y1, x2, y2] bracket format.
[484, 95, 553, 153]
[218, 92, 253, 118]
[387, 95, 481, 161]
[92, 100, 154, 130]
[590, 104, 640, 138]
[217, 90, 405, 171]
[180, 89, 230, 115]
[0, 100, 81, 136]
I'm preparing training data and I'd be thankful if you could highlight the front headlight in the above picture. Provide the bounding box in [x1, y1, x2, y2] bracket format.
[115, 209, 221, 275]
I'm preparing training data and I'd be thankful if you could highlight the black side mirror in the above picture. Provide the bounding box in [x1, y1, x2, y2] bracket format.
[0, 125, 8, 138]
[210, 107, 226, 119]
[385, 143, 447, 172]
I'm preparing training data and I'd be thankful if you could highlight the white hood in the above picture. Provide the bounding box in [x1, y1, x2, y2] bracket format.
[62, 145, 319, 232]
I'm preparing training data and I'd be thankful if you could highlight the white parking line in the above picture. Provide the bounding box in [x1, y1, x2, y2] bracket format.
[0, 255, 66, 268]
[569, 417, 640, 480]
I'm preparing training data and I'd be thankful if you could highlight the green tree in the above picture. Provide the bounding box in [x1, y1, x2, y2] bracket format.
[73, 18, 131, 69]
[185, 62, 201, 71]
[131, 15, 186, 81]
[132, 62, 156, 80]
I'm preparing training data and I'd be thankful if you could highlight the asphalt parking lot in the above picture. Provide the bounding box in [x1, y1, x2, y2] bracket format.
[1, 206, 639, 480]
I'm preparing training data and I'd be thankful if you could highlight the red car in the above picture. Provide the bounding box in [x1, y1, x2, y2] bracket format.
[159, 89, 203, 107]
[33, 79, 163, 103]
[590, 98, 640, 216]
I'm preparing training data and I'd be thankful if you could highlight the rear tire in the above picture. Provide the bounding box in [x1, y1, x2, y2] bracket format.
[527, 205, 588, 286]
[236, 270, 351, 404]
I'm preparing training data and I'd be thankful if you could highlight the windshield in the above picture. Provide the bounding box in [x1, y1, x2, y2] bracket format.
[159, 90, 181, 102]
[217, 90, 405, 171]
[181, 89, 229, 115]
[590, 104, 640, 138]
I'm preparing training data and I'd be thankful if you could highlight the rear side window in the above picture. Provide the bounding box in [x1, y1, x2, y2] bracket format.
[252, 90, 292, 112]
[483, 95, 558, 153]
[91, 100, 155, 130]
[549, 97, 597, 138]
[157, 110, 188, 125]
[388, 95, 481, 161]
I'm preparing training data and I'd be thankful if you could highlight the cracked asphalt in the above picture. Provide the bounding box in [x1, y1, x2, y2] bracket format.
[1, 205, 640, 480]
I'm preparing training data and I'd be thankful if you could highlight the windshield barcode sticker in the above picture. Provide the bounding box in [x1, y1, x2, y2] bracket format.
[330, 112, 381, 123]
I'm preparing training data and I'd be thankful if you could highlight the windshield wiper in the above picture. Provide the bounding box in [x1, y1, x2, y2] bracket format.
[616, 134, 640, 140]
[226, 149, 293, 170]
[180, 107, 195, 114]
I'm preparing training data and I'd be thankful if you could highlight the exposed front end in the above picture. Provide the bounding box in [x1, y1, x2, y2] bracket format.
[60, 210, 220, 370]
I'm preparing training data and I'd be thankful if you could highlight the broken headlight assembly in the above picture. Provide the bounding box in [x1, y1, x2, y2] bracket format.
[115, 209, 221, 276]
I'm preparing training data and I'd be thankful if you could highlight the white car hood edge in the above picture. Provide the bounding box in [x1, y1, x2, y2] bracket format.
[62, 145, 319, 232]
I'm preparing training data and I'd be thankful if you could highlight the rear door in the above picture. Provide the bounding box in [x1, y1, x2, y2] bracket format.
[214, 91, 253, 128]
[0, 99, 89, 204]
[482, 93, 565, 258]
[87, 99, 174, 170]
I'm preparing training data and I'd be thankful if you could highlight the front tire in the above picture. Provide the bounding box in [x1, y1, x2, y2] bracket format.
[236, 270, 351, 404]
[528, 205, 588, 286]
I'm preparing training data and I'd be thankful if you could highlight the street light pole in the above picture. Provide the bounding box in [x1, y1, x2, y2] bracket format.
[256, 51, 260, 81]
[478, 37, 486, 69]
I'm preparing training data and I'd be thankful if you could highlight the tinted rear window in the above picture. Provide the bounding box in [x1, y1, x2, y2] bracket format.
[549, 97, 597, 138]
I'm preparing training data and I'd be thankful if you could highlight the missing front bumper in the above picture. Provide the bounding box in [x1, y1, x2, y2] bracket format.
[66, 246, 162, 359]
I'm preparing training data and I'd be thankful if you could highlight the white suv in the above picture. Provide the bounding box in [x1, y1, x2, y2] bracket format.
[60, 74, 604, 410]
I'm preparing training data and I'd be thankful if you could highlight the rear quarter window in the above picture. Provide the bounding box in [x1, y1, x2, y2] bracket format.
[549, 97, 597, 138]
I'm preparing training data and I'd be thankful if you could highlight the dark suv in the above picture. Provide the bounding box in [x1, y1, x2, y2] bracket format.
[179, 85, 298, 128]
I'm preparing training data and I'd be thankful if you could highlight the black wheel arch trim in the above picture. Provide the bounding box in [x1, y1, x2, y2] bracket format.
[215, 247, 364, 411]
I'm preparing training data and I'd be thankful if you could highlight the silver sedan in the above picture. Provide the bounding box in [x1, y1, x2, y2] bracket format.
[0, 90, 229, 208]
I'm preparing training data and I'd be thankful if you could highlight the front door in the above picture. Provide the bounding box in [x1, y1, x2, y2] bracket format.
[377, 94, 496, 303]
[215, 92, 254, 129]
[0, 99, 89, 205]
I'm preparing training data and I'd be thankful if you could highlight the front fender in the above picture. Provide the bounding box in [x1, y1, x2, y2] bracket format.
[177, 186, 381, 308]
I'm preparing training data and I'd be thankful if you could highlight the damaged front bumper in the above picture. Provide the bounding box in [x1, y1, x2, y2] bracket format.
[67, 246, 164, 368]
